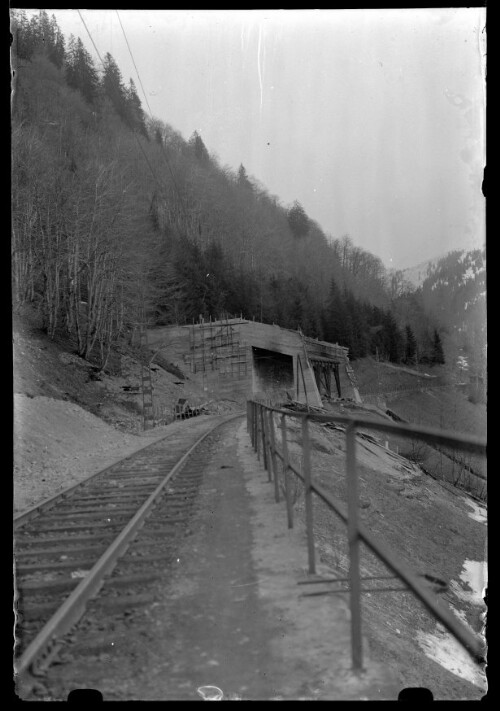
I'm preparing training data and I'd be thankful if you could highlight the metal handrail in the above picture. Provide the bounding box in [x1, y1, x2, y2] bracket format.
[246, 400, 487, 672]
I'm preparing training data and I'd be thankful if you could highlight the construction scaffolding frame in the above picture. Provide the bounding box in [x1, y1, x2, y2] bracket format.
[139, 322, 154, 430]
[190, 315, 248, 379]
[310, 357, 342, 399]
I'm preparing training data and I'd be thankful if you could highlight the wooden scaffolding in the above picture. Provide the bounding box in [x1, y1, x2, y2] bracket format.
[190, 315, 248, 378]
[310, 356, 342, 398]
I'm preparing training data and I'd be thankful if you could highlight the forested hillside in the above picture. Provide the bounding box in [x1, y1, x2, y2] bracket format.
[420, 249, 486, 378]
[11, 10, 480, 374]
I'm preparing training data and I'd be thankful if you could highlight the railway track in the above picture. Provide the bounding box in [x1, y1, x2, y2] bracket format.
[14, 413, 243, 697]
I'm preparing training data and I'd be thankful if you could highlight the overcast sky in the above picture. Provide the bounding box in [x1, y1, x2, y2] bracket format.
[25, 8, 486, 269]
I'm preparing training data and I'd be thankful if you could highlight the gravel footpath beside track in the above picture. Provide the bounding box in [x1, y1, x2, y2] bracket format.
[16, 418, 400, 701]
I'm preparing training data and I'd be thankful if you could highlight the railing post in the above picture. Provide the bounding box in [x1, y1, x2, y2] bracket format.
[280, 415, 294, 529]
[263, 408, 273, 482]
[260, 406, 269, 475]
[267, 410, 280, 502]
[302, 415, 316, 575]
[253, 402, 257, 451]
[346, 422, 363, 672]
[256, 404, 261, 460]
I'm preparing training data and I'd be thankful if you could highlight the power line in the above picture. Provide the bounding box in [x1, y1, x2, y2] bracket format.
[77, 10, 105, 69]
[115, 10, 154, 118]
[77, 10, 193, 235]
[114, 10, 192, 230]
[133, 129, 164, 187]
[76, 11, 166, 194]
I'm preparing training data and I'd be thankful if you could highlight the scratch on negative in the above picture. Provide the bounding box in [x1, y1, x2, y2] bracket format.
[257, 24, 263, 116]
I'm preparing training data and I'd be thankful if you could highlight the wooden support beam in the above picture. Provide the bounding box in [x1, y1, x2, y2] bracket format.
[334, 364, 342, 398]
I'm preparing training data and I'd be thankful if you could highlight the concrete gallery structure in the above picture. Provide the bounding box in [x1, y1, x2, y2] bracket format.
[147, 318, 361, 407]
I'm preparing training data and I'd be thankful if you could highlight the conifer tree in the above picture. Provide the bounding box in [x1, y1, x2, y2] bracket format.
[432, 329, 445, 364]
[237, 164, 252, 190]
[48, 14, 65, 68]
[102, 52, 128, 122]
[404, 324, 417, 364]
[323, 278, 349, 346]
[345, 292, 369, 359]
[189, 131, 210, 163]
[383, 310, 404, 363]
[66, 36, 99, 104]
[12, 10, 65, 66]
[125, 78, 148, 137]
[287, 200, 310, 239]
[11, 10, 33, 61]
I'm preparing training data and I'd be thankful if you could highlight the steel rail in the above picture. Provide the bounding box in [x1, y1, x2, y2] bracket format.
[14, 413, 233, 529]
[15, 413, 243, 679]
[247, 401, 486, 670]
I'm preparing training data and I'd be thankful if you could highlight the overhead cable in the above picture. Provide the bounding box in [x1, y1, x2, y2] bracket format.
[114, 10, 192, 227]
[76, 10, 165, 193]
[77, 10, 105, 68]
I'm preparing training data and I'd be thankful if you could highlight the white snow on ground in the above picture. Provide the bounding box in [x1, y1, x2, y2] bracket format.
[462, 498, 487, 525]
[416, 625, 486, 690]
[417, 559, 487, 691]
[451, 560, 488, 606]
[452, 607, 473, 631]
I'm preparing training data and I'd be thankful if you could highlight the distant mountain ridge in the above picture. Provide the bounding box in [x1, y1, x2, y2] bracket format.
[398, 253, 449, 289]
[418, 246, 486, 377]
[420, 246, 486, 326]
[388, 246, 486, 378]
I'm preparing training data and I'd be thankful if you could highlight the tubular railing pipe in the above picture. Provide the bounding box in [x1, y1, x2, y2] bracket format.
[263, 407, 486, 460]
[280, 415, 294, 529]
[267, 409, 280, 503]
[307, 474, 484, 661]
[301, 417, 316, 575]
[346, 422, 363, 671]
[246, 400, 486, 665]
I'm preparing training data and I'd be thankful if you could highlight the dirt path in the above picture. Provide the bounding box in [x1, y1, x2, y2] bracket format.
[37, 419, 399, 701]
[126, 419, 399, 700]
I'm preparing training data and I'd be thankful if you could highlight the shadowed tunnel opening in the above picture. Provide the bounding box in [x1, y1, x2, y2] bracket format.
[252, 347, 294, 397]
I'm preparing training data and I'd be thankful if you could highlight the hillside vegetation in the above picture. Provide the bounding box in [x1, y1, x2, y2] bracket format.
[392, 249, 486, 386]
[11, 9, 486, 381]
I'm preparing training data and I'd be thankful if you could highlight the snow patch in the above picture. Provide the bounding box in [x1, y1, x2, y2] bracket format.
[449, 560, 487, 610]
[458, 560, 488, 606]
[416, 626, 486, 690]
[452, 607, 472, 630]
[462, 498, 487, 525]
[417, 559, 487, 690]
